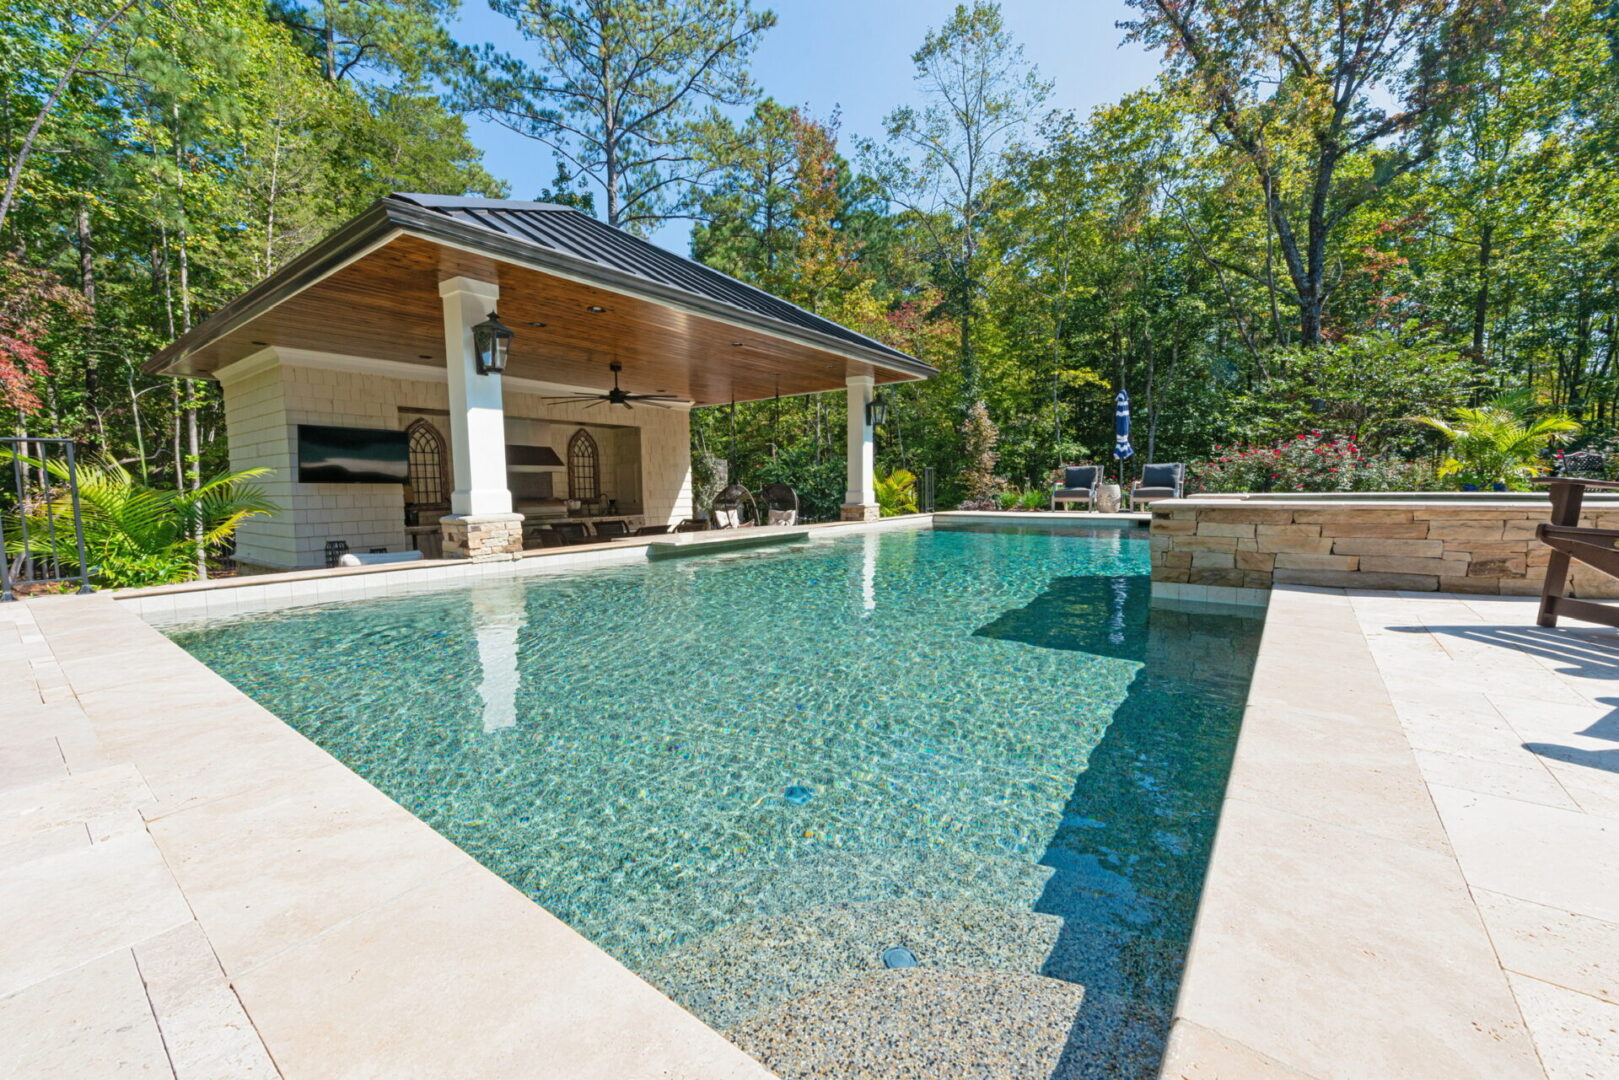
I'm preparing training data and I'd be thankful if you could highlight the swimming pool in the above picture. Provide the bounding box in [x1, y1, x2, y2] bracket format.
[168, 522, 1261, 1078]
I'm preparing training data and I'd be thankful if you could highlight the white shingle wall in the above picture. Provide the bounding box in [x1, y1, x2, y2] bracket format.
[221, 361, 693, 571]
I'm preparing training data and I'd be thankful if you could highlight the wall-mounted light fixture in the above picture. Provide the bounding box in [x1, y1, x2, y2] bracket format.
[865, 390, 889, 428]
[472, 312, 513, 375]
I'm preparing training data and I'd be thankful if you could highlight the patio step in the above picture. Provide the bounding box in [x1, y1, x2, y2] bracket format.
[723, 966, 1169, 1080]
[642, 896, 1186, 1032]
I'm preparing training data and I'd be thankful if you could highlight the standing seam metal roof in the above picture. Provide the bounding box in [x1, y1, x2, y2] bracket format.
[390, 193, 920, 367]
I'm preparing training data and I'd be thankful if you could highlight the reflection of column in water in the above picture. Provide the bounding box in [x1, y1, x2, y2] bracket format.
[1109, 575, 1131, 645]
[472, 584, 526, 732]
[861, 530, 879, 614]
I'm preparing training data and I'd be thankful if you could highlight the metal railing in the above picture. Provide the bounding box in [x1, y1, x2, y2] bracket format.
[920, 466, 936, 513]
[1, 437, 92, 601]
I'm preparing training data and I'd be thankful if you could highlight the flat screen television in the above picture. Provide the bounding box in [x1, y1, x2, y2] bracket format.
[297, 424, 410, 484]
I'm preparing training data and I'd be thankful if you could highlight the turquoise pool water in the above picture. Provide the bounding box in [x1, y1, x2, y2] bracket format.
[169, 523, 1261, 1076]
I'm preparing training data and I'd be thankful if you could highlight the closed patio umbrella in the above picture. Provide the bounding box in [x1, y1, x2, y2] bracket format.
[1113, 388, 1134, 485]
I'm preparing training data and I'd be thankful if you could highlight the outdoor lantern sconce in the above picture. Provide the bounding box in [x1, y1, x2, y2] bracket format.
[866, 391, 889, 428]
[473, 312, 513, 375]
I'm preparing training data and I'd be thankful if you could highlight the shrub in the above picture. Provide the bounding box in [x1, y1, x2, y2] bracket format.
[2, 455, 278, 589]
[1413, 397, 1579, 491]
[875, 469, 919, 516]
[1189, 432, 1436, 494]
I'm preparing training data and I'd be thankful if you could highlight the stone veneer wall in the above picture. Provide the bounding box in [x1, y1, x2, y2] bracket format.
[220, 351, 693, 571]
[1150, 498, 1619, 598]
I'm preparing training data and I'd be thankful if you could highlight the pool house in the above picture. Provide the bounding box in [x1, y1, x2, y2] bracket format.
[145, 193, 934, 570]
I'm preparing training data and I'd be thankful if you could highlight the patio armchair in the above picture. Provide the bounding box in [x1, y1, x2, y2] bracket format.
[1129, 463, 1185, 509]
[552, 522, 590, 545]
[593, 520, 630, 540]
[1051, 465, 1102, 512]
[674, 518, 709, 532]
[634, 524, 673, 536]
[1532, 477, 1619, 628]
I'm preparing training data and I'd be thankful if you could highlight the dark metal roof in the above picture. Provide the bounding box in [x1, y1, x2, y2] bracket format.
[390, 193, 923, 370]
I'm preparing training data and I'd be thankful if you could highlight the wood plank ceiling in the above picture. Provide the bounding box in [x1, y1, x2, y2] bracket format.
[160, 234, 920, 405]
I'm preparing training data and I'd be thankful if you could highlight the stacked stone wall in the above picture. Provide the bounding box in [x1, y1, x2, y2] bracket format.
[1150, 500, 1619, 597]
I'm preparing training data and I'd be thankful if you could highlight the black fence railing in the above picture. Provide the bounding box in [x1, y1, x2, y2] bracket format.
[920, 466, 936, 513]
[1, 437, 93, 601]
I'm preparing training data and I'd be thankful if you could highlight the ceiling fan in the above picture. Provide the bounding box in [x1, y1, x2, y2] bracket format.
[539, 362, 684, 410]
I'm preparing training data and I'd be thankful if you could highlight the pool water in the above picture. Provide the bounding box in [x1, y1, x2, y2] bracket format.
[169, 523, 1261, 1077]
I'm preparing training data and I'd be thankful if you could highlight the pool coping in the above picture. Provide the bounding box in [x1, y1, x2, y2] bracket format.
[1157, 584, 1552, 1079]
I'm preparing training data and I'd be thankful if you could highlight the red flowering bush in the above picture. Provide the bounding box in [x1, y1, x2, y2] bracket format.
[1189, 432, 1435, 494]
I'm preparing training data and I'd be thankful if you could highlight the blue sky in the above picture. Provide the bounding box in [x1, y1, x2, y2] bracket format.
[450, 1, 1161, 252]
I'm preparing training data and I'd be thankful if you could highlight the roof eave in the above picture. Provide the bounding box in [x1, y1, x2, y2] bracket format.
[147, 198, 936, 382]
[144, 201, 401, 376]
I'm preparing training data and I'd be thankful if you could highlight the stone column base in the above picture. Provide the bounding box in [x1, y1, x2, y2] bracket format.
[840, 503, 880, 522]
[440, 513, 525, 561]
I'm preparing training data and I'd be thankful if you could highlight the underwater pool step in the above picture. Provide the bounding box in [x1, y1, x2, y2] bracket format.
[725, 967, 1169, 1080]
[642, 897, 1186, 1032]
[582, 844, 1196, 970]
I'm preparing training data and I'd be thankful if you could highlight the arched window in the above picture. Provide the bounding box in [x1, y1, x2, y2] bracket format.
[405, 419, 447, 506]
[568, 428, 599, 501]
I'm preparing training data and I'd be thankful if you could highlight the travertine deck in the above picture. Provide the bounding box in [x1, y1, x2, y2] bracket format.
[1163, 586, 1619, 1079]
[0, 594, 772, 1079]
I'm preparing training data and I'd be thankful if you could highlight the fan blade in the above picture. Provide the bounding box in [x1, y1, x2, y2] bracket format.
[583, 399, 605, 409]
[629, 394, 684, 401]
[631, 398, 672, 409]
[539, 395, 602, 405]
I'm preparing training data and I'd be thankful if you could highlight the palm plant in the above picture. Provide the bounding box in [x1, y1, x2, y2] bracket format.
[2, 452, 277, 588]
[1413, 396, 1580, 491]
[874, 468, 919, 516]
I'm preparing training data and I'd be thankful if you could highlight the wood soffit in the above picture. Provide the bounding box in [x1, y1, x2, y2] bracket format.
[149, 227, 928, 407]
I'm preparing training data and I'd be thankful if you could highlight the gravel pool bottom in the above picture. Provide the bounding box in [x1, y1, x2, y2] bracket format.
[169, 523, 1262, 1079]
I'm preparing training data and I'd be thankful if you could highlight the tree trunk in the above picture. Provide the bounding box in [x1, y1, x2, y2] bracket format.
[1472, 221, 1494, 365]
[76, 203, 104, 442]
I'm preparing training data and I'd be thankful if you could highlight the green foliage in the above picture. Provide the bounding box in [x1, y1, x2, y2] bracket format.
[3, 453, 277, 587]
[875, 468, 918, 516]
[1413, 398, 1581, 490]
[1232, 333, 1477, 451]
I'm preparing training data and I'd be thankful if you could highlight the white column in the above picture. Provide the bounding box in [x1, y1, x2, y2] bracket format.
[440, 276, 511, 516]
[842, 374, 876, 520]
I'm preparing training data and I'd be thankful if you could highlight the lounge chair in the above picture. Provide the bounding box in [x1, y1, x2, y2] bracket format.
[674, 518, 709, 533]
[761, 482, 799, 526]
[1051, 465, 1102, 511]
[1129, 463, 1185, 509]
[593, 519, 630, 539]
[634, 524, 672, 536]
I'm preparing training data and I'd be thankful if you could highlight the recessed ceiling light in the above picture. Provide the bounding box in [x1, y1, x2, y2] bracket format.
[731, 341, 744, 347]
[251, 340, 267, 346]
[587, 305, 606, 313]
[418, 354, 431, 360]
[528, 321, 547, 327]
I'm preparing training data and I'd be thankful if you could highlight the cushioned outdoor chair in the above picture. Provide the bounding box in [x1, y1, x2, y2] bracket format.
[593, 519, 630, 539]
[1051, 465, 1102, 511]
[711, 483, 757, 529]
[1130, 463, 1185, 509]
[761, 482, 799, 526]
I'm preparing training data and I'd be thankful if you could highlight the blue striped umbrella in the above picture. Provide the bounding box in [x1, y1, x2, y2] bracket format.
[1113, 389, 1134, 472]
